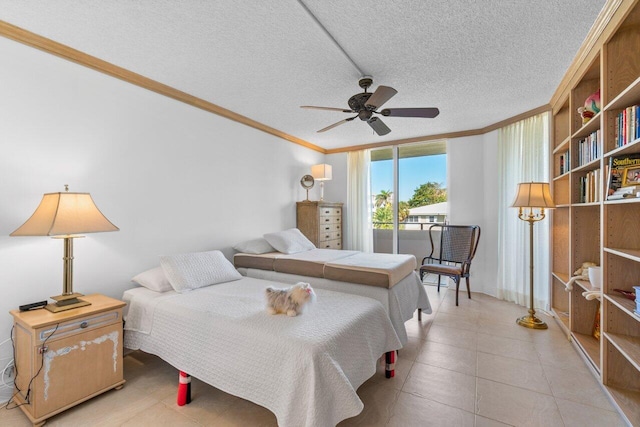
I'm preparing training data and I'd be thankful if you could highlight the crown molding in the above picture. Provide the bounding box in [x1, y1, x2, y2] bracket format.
[0, 20, 570, 155]
[325, 104, 551, 154]
[0, 20, 326, 154]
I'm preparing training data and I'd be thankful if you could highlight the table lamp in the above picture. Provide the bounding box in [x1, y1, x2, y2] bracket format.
[311, 164, 332, 201]
[511, 182, 555, 329]
[10, 186, 119, 312]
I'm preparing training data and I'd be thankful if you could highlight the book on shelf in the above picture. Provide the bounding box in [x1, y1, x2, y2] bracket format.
[615, 104, 640, 148]
[579, 169, 602, 203]
[558, 149, 570, 175]
[606, 153, 640, 199]
[577, 130, 601, 167]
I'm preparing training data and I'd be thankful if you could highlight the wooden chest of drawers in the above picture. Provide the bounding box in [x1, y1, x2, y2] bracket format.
[296, 201, 343, 249]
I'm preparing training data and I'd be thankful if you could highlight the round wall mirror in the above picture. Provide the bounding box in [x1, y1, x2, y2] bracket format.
[300, 175, 315, 201]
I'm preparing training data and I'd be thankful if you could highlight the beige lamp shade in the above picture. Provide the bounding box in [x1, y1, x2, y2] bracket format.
[311, 164, 332, 181]
[511, 182, 556, 209]
[11, 191, 119, 237]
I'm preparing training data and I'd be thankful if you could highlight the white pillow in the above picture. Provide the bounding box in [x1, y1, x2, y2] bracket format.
[131, 266, 173, 293]
[263, 228, 316, 254]
[233, 237, 276, 254]
[160, 250, 242, 293]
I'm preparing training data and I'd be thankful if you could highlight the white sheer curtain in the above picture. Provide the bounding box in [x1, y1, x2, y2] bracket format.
[347, 149, 373, 252]
[497, 112, 551, 309]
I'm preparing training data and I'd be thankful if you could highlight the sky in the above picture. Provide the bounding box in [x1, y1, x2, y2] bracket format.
[371, 154, 447, 202]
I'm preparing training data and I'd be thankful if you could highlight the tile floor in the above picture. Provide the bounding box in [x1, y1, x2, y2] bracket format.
[0, 286, 627, 426]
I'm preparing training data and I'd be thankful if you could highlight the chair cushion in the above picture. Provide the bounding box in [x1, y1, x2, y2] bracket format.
[420, 263, 462, 276]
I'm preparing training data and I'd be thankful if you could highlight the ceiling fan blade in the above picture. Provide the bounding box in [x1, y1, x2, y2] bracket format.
[301, 105, 353, 113]
[365, 86, 397, 110]
[317, 116, 357, 133]
[367, 117, 391, 136]
[380, 107, 440, 118]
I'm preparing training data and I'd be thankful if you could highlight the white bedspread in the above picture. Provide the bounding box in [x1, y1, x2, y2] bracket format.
[238, 268, 431, 345]
[123, 278, 401, 427]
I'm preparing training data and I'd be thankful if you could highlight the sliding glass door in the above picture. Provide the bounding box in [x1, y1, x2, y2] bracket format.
[370, 141, 447, 262]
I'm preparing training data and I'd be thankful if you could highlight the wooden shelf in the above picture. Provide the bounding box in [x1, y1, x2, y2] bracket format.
[604, 76, 640, 112]
[573, 332, 601, 371]
[605, 293, 639, 318]
[571, 201, 600, 207]
[552, 271, 570, 284]
[604, 196, 640, 205]
[605, 137, 640, 158]
[572, 112, 601, 139]
[575, 279, 600, 293]
[573, 157, 601, 173]
[605, 247, 640, 263]
[605, 386, 640, 427]
[553, 136, 571, 154]
[552, 308, 570, 336]
[605, 332, 640, 372]
[553, 172, 570, 181]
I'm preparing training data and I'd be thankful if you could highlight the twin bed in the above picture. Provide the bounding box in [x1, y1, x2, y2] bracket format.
[234, 248, 431, 344]
[123, 236, 431, 426]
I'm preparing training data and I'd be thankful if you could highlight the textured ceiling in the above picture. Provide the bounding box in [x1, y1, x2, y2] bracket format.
[0, 0, 606, 150]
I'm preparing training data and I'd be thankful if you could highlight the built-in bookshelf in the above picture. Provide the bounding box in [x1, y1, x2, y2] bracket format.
[550, 2, 640, 425]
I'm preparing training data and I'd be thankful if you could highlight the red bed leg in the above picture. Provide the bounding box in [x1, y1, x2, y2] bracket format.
[385, 351, 396, 378]
[177, 371, 191, 406]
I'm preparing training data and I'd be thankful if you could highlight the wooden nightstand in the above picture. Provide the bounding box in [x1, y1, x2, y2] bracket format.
[9, 294, 126, 426]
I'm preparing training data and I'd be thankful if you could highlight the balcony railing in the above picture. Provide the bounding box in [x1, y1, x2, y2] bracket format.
[372, 225, 445, 264]
[372, 221, 445, 230]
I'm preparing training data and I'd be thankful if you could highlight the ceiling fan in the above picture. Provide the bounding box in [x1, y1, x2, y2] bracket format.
[301, 77, 440, 136]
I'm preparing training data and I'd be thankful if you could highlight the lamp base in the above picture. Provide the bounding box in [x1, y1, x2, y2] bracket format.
[516, 314, 548, 329]
[45, 293, 91, 313]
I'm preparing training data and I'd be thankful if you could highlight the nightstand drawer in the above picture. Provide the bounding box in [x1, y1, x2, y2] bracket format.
[37, 310, 121, 343]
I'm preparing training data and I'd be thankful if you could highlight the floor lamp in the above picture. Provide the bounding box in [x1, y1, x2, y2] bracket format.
[511, 182, 555, 329]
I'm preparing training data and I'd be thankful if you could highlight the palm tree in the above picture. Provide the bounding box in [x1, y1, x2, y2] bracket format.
[375, 190, 393, 208]
[398, 201, 410, 222]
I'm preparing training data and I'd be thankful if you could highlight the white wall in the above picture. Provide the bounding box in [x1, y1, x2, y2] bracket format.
[446, 134, 495, 296]
[0, 36, 324, 395]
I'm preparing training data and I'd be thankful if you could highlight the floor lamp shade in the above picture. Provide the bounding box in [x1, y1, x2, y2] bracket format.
[511, 182, 556, 209]
[311, 164, 332, 201]
[11, 189, 119, 312]
[511, 182, 554, 329]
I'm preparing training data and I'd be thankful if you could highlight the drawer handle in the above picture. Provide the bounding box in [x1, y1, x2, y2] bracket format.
[325, 235, 330, 238]
[325, 218, 330, 222]
[324, 210, 330, 214]
[80, 321, 89, 329]
[324, 226, 330, 230]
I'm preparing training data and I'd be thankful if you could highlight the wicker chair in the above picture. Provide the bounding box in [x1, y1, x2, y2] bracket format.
[419, 224, 481, 306]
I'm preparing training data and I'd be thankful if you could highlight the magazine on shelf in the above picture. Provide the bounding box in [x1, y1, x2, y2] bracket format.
[607, 153, 640, 199]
